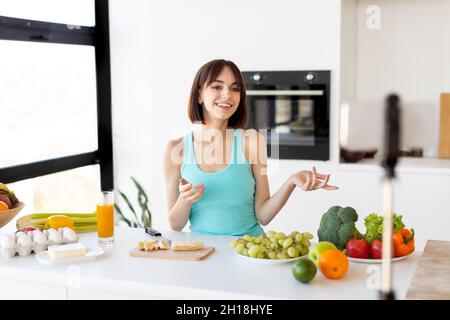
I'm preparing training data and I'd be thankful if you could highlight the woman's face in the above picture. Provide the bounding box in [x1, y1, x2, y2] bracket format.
[199, 66, 240, 123]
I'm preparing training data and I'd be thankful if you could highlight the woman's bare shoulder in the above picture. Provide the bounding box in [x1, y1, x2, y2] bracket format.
[164, 136, 184, 167]
[241, 129, 267, 164]
[165, 136, 184, 151]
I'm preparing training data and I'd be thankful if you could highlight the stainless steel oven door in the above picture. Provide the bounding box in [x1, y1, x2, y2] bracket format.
[244, 70, 330, 160]
[247, 89, 323, 146]
[246, 89, 329, 160]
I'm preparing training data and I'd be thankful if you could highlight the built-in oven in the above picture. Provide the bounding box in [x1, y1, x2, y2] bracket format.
[243, 70, 330, 160]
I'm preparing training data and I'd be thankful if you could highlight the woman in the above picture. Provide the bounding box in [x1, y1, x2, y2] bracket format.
[163, 59, 338, 236]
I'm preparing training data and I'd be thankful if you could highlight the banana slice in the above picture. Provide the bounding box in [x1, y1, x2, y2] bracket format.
[144, 240, 157, 251]
[171, 241, 204, 251]
[158, 240, 170, 250]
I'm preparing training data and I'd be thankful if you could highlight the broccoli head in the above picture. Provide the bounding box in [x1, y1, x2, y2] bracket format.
[317, 206, 362, 250]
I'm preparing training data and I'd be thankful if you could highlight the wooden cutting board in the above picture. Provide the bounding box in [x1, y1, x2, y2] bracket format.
[129, 246, 215, 261]
[439, 93, 450, 158]
[406, 240, 450, 299]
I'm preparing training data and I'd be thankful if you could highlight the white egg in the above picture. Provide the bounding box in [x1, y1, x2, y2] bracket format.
[33, 232, 47, 245]
[30, 229, 43, 241]
[63, 228, 78, 241]
[48, 231, 63, 243]
[17, 235, 32, 247]
[31, 229, 42, 236]
[0, 234, 16, 248]
[15, 231, 27, 238]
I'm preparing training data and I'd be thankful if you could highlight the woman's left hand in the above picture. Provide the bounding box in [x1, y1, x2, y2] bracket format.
[289, 167, 338, 191]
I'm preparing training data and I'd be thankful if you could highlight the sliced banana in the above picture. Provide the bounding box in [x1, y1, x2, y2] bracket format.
[158, 240, 170, 250]
[137, 241, 145, 250]
[137, 240, 204, 251]
[144, 240, 157, 251]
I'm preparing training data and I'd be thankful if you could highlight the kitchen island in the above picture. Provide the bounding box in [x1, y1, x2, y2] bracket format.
[0, 227, 420, 300]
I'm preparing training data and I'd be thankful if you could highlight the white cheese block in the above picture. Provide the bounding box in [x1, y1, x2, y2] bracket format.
[48, 242, 87, 260]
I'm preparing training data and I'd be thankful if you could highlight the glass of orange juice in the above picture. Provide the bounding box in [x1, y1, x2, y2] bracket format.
[96, 191, 114, 244]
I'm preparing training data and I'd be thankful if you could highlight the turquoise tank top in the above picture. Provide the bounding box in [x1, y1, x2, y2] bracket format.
[180, 129, 264, 236]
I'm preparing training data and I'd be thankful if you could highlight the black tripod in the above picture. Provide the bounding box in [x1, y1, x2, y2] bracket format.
[379, 94, 401, 300]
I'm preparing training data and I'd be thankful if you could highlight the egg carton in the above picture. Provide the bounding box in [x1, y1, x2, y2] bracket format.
[0, 228, 79, 259]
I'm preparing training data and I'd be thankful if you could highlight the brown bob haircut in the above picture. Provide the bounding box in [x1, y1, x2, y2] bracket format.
[188, 59, 248, 128]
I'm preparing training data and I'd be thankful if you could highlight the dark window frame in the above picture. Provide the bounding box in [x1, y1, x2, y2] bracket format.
[0, 0, 113, 190]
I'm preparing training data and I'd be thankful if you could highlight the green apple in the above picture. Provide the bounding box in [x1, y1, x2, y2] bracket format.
[308, 241, 337, 265]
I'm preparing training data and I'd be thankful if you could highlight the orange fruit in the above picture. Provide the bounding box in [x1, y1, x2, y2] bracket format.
[0, 200, 9, 211]
[318, 249, 349, 279]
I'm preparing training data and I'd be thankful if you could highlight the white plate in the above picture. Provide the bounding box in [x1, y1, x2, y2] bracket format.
[36, 246, 103, 265]
[345, 252, 412, 264]
[234, 251, 304, 264]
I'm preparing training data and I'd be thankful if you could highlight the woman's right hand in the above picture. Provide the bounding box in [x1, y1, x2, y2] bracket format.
[179, 178, 205, 204]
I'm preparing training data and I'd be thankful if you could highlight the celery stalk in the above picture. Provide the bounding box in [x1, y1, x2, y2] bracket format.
[74, 224, 97, 232]
[72, 217, 97, 224]
[17, 213, 97, 231]
[30, 212, 96, 219]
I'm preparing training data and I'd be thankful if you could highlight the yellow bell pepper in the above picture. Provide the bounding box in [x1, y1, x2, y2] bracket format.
[47, 215, 75, 230]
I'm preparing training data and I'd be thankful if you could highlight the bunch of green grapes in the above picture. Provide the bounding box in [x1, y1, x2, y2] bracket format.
[229, 230, 314, 259]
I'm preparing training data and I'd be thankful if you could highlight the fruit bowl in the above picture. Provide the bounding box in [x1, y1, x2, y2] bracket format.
[344, 250, 413, 264]
[234, 251, 305, 264]
[0, 202, 25, 229]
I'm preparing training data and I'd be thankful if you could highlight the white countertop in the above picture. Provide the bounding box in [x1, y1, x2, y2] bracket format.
[339, 156, 450, 175]
[0, 227, 420, 300]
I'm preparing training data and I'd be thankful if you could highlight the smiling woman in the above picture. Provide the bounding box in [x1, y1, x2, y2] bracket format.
[163, 59, 338, 237]
[187, 59, 247, 128]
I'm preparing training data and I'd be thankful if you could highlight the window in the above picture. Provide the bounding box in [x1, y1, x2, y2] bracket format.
[3, 165, 101, 233]
[0, 0, 95, 26]
[0, 41, 98, 167]
[0, 0, 113, 213]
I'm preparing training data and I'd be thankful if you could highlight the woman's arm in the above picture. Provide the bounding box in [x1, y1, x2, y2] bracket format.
[163, 139, 190, 231]
[245, 130, 291, 226]
[245, 130, 337, 226]
[163, 139, 205, 231]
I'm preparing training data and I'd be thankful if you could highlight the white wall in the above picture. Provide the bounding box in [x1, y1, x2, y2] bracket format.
[109, 0, 343, 234]
[344, 0, 450, 156]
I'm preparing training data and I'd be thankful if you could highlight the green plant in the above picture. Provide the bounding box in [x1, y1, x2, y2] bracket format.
[115, 177, 152, 228]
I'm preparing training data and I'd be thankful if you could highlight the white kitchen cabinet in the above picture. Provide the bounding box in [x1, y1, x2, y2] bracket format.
[237, 0, 341, 70]
[68, 288, 166, 300]
[0, 278, 66, 300]
[393, 173, 450, 250]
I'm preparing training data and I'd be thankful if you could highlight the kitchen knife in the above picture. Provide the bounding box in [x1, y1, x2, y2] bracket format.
[144, 227, 172, 247]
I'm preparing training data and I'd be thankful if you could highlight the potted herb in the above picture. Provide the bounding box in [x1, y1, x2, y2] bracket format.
[115, 177, 152, 228]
